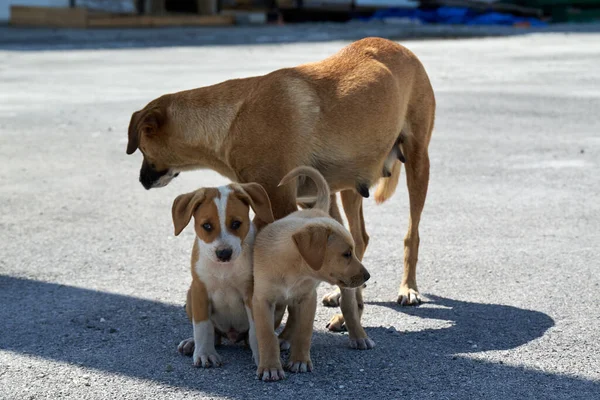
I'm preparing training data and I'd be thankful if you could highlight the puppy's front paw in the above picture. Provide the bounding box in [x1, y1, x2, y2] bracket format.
[322, 287, 341, 307]
[325, 314, 346, 332]
[177, 338, 194, 356]
[349, 337, 375, 350]
[257, 364, 285, 381]
[193, 349, 222, 368]
[397, 284, 421, 306]
[285, 358, 313, 373]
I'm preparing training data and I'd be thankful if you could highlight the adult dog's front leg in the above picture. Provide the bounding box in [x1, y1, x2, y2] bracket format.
[252, 179, 298, 230]
[322, 194, 344, 308]
[325, 190, 374, 349]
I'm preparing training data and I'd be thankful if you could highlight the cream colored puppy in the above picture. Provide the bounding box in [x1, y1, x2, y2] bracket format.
[172, 182, 275, 367]
[251, 166, 371, 381]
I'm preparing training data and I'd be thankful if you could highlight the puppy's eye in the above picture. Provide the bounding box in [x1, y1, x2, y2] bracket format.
[342, 250, 352, 259]
[202, 223, 213, 232]
[230, 220, 241, 230]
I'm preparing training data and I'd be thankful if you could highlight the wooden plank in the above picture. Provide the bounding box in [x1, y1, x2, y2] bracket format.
[87, 15, 154, 28]
[10, 5, 88, 28]
[87, 14, 234, 28]
[150, 15, 234, 26]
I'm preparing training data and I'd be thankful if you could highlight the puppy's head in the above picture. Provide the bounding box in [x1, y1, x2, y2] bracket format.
[126, 97, 186, 190]
[172, 183, 274, 263]
[292, 222, 370, 288]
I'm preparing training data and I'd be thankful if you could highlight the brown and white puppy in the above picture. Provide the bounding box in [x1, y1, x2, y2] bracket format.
[251, 166, 371, 381]
[172, 182, 275, 367]
[127, 37, 435, 348]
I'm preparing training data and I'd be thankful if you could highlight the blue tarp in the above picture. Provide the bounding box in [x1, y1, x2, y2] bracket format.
[365, 6, 547, 26]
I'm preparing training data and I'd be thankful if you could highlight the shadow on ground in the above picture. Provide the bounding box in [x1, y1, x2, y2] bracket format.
[1, 275, 598, 398]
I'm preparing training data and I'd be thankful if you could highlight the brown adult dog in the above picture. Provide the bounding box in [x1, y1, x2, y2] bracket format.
[251, 166, 370, 381]
[126, 37, 435, 347]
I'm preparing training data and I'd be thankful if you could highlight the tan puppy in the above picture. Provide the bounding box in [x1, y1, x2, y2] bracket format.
[126, 37, 435, 347]
[251, 166, 371, 381]
[172, 182, 276, 367]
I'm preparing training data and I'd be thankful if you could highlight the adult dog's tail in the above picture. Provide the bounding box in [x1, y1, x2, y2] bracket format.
[374, 159, 402, 204]
[278, 166, 330, 213]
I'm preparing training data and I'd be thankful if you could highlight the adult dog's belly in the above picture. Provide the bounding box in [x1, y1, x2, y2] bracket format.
[295, 157, 386, 201]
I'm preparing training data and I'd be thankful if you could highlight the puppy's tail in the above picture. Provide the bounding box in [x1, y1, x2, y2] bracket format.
[374, 160, 402, 204]
[278, 166, 330, 213]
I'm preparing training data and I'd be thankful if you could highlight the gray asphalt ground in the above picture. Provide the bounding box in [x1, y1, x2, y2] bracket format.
[1, 27, 599, 400]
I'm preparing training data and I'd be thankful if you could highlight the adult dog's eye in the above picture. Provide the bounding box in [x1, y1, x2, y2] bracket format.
[342, 250, 352, 259]
[202, 223, 213, 232]
[231, 220, 241, 230]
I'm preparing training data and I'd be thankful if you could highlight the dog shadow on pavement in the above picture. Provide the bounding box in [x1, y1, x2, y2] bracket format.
[1, 275, 598, 399]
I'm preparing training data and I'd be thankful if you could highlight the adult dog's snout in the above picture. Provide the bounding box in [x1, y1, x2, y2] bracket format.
[139, 160, 169, 190]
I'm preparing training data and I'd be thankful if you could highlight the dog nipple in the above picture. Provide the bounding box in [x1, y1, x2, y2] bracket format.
[397, 150, 406, 163]
[356, 183, 370, 198]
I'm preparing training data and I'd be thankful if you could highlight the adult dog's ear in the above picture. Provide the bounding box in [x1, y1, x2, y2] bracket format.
[126, 106, 165, 155]
[292, 225, 331, 271]
[172, 189, 207, 236]
[234, 183, 275, 224]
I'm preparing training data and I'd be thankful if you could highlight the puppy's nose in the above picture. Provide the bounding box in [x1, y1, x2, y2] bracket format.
[216, 248, 233, 262]
[363, 270, 371, 283]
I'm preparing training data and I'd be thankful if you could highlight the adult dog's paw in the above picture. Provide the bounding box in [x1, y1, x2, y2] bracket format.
[257, 365, 285, 381]
[322, 287, 341, 307]
[397, 285, 421, 306]
[193, 349, 222, 368]
[177, 338, 195, 356]
[349, 337, 375, 350]
[325, 314, 346, 332]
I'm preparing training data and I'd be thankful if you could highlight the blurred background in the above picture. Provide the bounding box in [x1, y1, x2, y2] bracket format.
[2, 0, 600, 29]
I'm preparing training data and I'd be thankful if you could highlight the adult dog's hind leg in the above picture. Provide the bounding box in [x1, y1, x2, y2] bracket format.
[398, 133, 430, 306]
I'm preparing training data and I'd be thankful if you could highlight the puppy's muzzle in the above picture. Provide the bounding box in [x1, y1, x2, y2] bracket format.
[348, 269, 371, 288]
[215, 248, 233, 262]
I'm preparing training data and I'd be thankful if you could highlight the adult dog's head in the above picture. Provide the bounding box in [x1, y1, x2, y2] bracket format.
[126, 96, 186, 190]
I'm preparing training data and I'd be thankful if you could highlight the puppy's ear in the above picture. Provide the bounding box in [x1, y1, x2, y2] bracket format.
[126, 107, 165, 155]
[172, 189, 207, 236]
[234, 183, 275, 224]
[292, 225, 331, 271]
